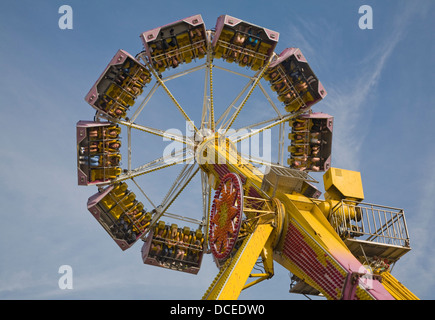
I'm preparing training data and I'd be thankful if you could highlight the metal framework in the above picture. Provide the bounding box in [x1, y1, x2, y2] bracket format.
[329, 200, 411, 263]
[88, 28, 301, 237]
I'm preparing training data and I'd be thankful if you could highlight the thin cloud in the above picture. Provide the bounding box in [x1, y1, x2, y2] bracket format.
[322, 5, 416, 170]
[324, 40, 399, 170]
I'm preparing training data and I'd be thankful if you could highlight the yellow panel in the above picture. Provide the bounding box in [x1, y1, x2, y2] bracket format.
[323, 167, 364, 201]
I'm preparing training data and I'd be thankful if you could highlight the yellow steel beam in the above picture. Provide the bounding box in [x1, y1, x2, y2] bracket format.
[202, 223, 273, 300]
[377, 271, 419, 300]
[243, 275, 269, 291]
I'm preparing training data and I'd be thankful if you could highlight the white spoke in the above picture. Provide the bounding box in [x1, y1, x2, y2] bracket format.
[231, 112, 301, 144]
[216, 72, 260, 130]
[114, 148, 193, 182]
[257, 82, 282, 117]
[151, 163, 200, 225]
[131, 177, 157, 210]
[162, 63, 207, 83]
[221, 59, 272, 134]
[212, 64, 253, 79]
[129, 81, 160, 123]
[116, 119, 194, 147]
[162, 211, 204, 225]
[145, 59, 200, 135]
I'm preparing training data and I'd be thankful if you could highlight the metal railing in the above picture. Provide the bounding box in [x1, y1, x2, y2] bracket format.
[329, 200, 410, 248]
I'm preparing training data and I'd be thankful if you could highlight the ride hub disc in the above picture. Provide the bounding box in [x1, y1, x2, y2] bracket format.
[209, 172, 243, 261]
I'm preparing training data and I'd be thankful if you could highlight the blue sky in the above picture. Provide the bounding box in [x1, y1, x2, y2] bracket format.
[0, 0, 434, 300]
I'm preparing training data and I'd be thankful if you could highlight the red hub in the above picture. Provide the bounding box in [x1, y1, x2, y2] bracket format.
[209, 172, 243, 261]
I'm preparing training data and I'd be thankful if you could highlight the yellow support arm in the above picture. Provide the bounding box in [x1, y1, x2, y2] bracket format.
[377, 271, 419, 300]
[202, 223, 273, 300]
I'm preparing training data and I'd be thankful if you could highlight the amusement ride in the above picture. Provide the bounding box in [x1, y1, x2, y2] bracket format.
[76, 14, 418, 300]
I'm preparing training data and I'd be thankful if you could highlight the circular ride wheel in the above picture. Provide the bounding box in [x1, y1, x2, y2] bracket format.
[78, 14, 324, 271]
[209, 173, 244, 262]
